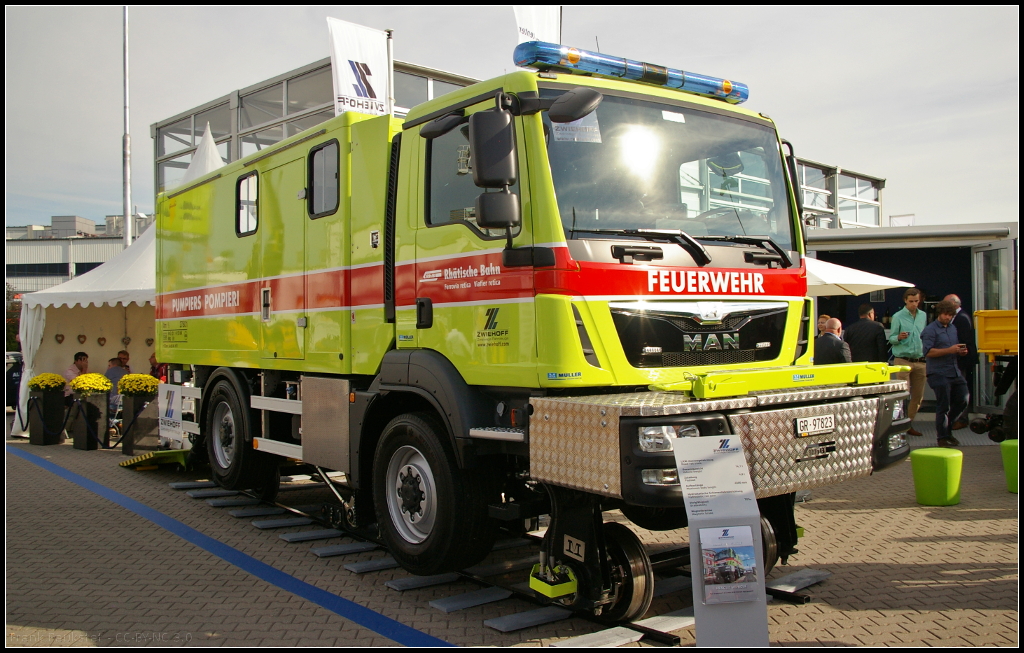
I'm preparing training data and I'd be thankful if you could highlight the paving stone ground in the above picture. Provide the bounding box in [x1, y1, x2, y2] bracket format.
[5, 413, 1018, 647]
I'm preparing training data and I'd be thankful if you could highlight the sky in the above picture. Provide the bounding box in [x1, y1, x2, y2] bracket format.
[5, 6, 1019, 228]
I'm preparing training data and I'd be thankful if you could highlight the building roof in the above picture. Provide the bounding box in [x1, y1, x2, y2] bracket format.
[806, 222, 1018, 250]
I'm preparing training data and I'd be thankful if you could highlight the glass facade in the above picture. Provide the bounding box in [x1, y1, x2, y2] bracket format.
[797, 160, 884, 229]
[154, 58, 473, 194]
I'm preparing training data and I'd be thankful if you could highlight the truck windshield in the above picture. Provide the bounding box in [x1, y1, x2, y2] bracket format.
[542, 91, 796, 252]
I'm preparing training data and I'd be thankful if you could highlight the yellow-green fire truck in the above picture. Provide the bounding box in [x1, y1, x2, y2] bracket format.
[156, 41, 911, 621]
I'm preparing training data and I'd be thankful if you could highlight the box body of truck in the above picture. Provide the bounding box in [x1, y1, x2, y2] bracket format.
[156, 50, 911, 620]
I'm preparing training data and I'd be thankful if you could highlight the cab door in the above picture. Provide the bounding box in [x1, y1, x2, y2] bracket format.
[411, 98, 536, 387]
[260, 157, 306, 360]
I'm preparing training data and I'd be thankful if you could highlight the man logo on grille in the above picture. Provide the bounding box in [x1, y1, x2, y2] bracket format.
[348, 60, 377, 99]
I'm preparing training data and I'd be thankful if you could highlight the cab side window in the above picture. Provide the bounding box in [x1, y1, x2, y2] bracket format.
[426, 109, 518, 239]
[236, 173, 258, 236]
[308, 140, 339, 218]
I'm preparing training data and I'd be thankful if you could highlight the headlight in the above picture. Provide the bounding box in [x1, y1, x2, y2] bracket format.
[641, 468, 680, 485]
[892, 399, 907, 421]
[639, 426, 674, 452]
[888, 432, 907, 451]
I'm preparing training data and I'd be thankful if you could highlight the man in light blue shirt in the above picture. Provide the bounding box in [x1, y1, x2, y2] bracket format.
[889, 288, 927, 436]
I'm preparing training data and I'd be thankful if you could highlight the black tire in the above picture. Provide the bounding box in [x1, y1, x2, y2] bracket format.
[204, 378, 276, 490]
[601, 522, 654, 622]
[373, 412, 498, 575]
[621, 505, 688, 531]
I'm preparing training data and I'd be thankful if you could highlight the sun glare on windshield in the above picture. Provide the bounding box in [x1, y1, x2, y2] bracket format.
[619, 126, 660, 179]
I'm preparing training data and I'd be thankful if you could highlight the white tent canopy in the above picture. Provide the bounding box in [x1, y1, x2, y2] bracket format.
[804, 256, 913, 297]
[14, 226, 156, 435]
[179, 122, 225, 187]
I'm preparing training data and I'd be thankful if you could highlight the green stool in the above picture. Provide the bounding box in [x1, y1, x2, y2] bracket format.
[909, 448, 963, 506]
[1000, 439, 1018, 494]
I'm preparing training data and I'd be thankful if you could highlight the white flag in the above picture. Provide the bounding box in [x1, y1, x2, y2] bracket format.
[513, 6, 561, 44]
[327, 17, 390, 117]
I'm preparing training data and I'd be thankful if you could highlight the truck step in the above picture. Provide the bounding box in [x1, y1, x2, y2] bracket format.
[168, 481, 216, 490]
[279, 529, 343, 543]
[385, 573, 460, 592]
[187, 489, 239, 499]
[229, 507, 286, 518]
[310, 542, 378, 558]
[468, 426, 525, 442]
[429, 586, 512, 613]
[550, 626, 643, 648]
[251, 517, 313, 529]
[344, 556, 400, 573]
[484, 606, 571, 632]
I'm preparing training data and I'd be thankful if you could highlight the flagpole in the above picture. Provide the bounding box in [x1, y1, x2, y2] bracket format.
[122, 6, 133, 247]
[386, 29, 394, 117]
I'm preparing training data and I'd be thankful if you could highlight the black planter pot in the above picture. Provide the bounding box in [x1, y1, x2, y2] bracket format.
[28, 389, 66, 446]
[121, 394, 158, 456]
[71, 392, 108, 451]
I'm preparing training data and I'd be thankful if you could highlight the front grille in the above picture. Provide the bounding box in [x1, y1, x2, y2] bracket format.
[660, 350, 757, 367]
[611, 302, 787, 369]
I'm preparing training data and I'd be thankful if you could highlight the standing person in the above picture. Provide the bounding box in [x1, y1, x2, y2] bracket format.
[814, 318, 852, 365]
[943, 294, 977, 429]
[816, 314, 831, 338]
[889, 288, 927, 436]
[62, 352, 89, 406]
[104, 358, 127, 413]
[149, 352, 168, 383]
[117, 350, 131, 373]
[843, 303, 888, 363]
[922, 300, 970, 447]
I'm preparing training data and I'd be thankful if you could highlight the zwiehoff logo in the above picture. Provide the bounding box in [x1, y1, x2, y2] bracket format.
[715, 438, 740, 452]
[337, 60, 385, 114]
[349, 60, 377, 98]
[477, 307, 510, 347]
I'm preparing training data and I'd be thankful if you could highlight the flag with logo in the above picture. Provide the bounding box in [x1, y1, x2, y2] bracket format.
[327, 17, 390, 117]
[513, 6, 561, 44]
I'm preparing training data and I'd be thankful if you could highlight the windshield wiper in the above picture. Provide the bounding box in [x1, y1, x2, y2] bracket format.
[569, 227, 712, 267]
[695, 235, 793, 268]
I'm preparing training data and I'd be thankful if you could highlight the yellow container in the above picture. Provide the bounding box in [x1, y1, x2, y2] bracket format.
[974, 310, 1018, 361]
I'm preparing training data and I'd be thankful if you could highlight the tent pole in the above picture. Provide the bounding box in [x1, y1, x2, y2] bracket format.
[123, 6, 133, 248]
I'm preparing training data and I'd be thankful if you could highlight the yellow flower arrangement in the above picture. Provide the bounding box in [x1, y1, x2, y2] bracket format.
[28, 373, 67, 392]
[69, 373, 113, 397]
[118, 373, 160, 396]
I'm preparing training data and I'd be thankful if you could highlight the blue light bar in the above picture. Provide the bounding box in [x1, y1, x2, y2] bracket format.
[513, 41, 749, 105]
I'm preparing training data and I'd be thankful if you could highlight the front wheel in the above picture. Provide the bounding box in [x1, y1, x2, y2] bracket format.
[373, 412, 497, 575]
[204, 378, 275, 490]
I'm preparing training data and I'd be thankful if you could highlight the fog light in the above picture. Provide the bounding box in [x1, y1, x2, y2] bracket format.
[639, 426, 675, 452]
[641, 468, 680, 486]
[677, 424, 700, 438]
[888, 432, 907, 451]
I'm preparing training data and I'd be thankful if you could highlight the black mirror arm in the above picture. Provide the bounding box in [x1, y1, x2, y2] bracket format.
[512, 91, 556, 116]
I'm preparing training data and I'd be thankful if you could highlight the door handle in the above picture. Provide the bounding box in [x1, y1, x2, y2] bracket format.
[416, 297, 433, 329]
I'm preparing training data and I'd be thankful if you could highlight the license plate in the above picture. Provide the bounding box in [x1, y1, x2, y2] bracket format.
[796, 414, 834, 437]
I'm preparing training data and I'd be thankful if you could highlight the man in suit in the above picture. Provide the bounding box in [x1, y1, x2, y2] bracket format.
[943, 294, 976, 429]
[843, 303, 888, 363]
[814, 318, 852, 365]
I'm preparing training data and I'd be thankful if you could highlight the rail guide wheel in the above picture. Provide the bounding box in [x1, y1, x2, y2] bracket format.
[601, 521, 655, 622]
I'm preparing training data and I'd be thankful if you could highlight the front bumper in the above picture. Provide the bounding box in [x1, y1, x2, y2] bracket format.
[528, 381, 910, 504]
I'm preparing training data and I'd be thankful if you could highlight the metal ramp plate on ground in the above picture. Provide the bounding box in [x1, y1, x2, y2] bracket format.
[484, 606, 572, 632]
[168, 481, 216, 490]
[463, 556, 536, 577]
[251, 517, 313, 529]
[635, 606, 695, 633]
[550, 626, 644, 648]
[385, 573, 461, 591]
[206, 497, 261, 507]
[229, 506, 286, 518]
[344, 556, 400, 573]
[310, 542, 378, 558]
[187, 489, 239, 499]
[279, 529, 343, 543]
[766, 568, 831, 592]
[429, 587, 513, 613]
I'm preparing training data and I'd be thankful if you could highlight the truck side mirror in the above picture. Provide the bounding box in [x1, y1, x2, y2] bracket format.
[475, 188, 520, 230]
[468, 109, 517, 188]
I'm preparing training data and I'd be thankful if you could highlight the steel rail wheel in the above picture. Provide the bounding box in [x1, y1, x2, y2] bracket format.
[601, 522, 654, 622]
[761, 514, 779, 575]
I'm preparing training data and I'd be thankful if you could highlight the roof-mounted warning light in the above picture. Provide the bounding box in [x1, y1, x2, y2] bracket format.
[513, 41, 749, 105]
